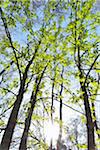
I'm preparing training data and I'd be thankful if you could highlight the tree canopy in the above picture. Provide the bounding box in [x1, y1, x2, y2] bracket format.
[0, 0, 100, 150]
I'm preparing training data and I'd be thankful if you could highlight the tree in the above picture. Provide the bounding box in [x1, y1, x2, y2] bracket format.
[19, 63, 48, 150]
[66, 0, 100, 149]
[0, 0, 99, 150]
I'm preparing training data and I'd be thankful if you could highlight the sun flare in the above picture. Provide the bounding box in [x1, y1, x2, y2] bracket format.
[45, 120, 59, 145]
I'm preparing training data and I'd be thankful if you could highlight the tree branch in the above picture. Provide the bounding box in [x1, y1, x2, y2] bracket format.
[0, 7, 22, 81]
[84, 54, 100, 86]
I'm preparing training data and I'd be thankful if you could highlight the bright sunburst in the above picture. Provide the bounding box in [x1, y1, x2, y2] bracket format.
[45, 120, 59, 145]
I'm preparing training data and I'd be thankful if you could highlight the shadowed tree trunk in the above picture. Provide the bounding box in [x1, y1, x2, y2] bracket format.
[81, 85, 95, 150]
[78, 45, 95, 150]
[91, 74, 100, 139]
[72, 1, 96, 148]
[0, 7, 41, 150]
[78, 48, 100, 150]
[57, 66, 64, 150]
[19, 64, 48, 150]
[59, 66, 64, 129]
[0, 50, 39, 150]
[50, 79, 55, 150]
[92, 102, 100, 139]
[50, 61, 56, 150]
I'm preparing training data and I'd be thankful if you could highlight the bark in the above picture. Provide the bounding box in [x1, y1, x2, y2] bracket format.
[51, 80, 55, 121]
[75, 11, 96, 146]
[19, 91, 36, 150]
[78, 48, 95, 150]
[59, 82, 63, 123]
[50, 64, 55, 150]
[91, 75, 100, 139]
[0, 6, 41, 150]
[81, 85, 95, 150]
[0, 80, 25, 150]
[57, 66, 64, 150]
[59, 66, 64, 123]
[0, 48, 39, 150]
[77, 42, 100, 150]
[92, 102, 100, 139]
[19, 64, 47, 150]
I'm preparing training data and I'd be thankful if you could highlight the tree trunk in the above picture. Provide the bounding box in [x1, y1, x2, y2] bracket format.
[19, 92, 36, 150]
[0, 80, 26, 150]
[0, 51, 38, 150]
[81, 85, 95, 150]
[77, 40, 95, 149]
[92, 102, 100, 139]
[57, 66, 64, 150]
[19, 64, 47, 150]
[50, 69, 55, 150]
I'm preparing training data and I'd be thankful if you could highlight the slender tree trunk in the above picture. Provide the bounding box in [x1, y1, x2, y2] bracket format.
[51, 79, 55, 122]
[50, 141, 53, 150]
[19, 64, 47, 150]
[77, 32, 95, 149]
[50, 64, 55, 150]
[78, 57, 95, 150]
[59, 66, 64, 125]
[91, 75, 100, 139]
[57, 66, 64, 150]
[81, 85, 95, 150]
[0, 80, 25, 150]
[50, 80, 54, 150]
[0, 7, 41, 149]
[19, 91, 36, 150]
[92, 102, 100, 139]
[0, 49, 38, 150]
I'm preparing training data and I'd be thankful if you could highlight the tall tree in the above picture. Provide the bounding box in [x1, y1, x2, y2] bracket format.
[19, 63, 48, 150]
[0, 0, 99, 150]
[66, 0, 100, 149]
[57, 66, 64, 150]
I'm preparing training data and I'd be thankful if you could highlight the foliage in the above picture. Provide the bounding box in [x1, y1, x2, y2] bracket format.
[0, 0, 99, 149]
